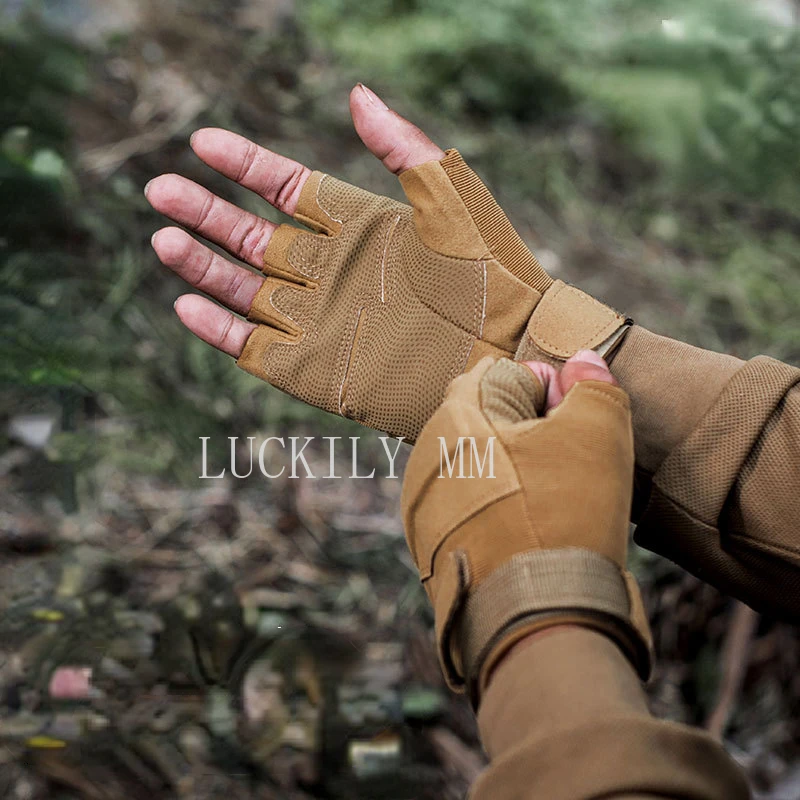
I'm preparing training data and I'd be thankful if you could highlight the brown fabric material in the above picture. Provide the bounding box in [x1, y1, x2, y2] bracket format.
[401, 357, 651, 697]
[472, 628, 750, 800]
[239, 172, 482, 440]
[456, 550, 652, 692]
[636, 489, 800, 618]
[482, 261, 541, 352]
[632, 354, 800, 618]
[260, 225, 312, 286]
[238, 151, 627, 442]
[236, 324, 292, 376]
[475, 612, 601, 694]
[293, 169, 342, 236]
[465, 338, 511, 370]
[397, 156, 489, 259]
[610, 325, 744, 475]
[723, 387, 800, 594]
[651, 355, 800, 526]
[600, 322, 800, 622]
[247, 276, 306, 336]
[439, 150, 552, 292]
[432, 549, 471, 686]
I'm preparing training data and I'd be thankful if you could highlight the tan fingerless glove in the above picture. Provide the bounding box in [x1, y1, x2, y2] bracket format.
[401, 358, 652, 702]
[238, 151, 628, 441]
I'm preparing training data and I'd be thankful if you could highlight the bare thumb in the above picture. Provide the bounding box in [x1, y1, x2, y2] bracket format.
[349, 83, 445, 175]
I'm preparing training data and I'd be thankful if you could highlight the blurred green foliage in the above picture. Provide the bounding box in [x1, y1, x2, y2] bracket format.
[304, 0, 800, 205]
[2, 19, 239, 482]
[0, 23, 86, 387]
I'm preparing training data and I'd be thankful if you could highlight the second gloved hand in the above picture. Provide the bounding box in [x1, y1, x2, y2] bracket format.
[401, 355, 652, 702]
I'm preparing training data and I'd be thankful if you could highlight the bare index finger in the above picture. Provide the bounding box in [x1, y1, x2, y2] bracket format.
[190, 128, 312, 217]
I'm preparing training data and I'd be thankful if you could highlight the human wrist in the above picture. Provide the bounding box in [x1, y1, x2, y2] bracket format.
[446, 549, 654, 704]
[482, 623, 580, 691]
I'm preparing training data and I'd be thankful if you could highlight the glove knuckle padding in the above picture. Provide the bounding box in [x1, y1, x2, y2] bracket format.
[402, 360, 652, 700]
[238, 150, 629, 442]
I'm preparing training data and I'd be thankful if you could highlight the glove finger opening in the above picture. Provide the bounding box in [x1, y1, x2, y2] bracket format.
[480, 359, 546, 424]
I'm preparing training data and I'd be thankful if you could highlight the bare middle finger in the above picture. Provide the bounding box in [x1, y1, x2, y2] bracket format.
[145, 173, 277, 269]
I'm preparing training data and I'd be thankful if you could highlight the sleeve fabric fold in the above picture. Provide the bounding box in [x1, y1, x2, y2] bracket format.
[612, 326, 800, 618]
[472, 628, 750, 800]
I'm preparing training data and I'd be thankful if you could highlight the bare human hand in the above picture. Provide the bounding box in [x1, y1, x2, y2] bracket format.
[145, 84, 444, 357]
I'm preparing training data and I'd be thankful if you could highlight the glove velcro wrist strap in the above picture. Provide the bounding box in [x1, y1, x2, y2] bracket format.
[514, 279, 631, 364]
[433, 548, 653, 697]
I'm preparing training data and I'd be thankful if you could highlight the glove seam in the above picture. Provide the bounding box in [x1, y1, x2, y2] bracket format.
[338, 305, 366, 416]
[265, 283, 311, 337]
[285, 228, 323, 281]
[477, 394, 547, 550]
[314, 173, 344, 228]
[379, 212, 402, 304]
[728, 530, 800, 561]
[401, 251, 487, 339]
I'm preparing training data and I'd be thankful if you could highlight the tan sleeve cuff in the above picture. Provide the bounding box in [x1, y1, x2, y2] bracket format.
[473, 628, 749, 800]
[610, 325, 744, 475]
[634, 354, 800, 615]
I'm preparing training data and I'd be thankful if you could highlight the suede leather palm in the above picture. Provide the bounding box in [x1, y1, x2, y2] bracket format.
[237, 150, 627, 441]
[400, 358, 652, 700]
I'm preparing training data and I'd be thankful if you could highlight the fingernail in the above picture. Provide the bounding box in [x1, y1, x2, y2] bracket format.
[150, 231, 158, 247]
[568, 349, 608, 369]
[358, 82, 388, 110]
[144, 179, 153, 197]
[189, 130, 198, 147]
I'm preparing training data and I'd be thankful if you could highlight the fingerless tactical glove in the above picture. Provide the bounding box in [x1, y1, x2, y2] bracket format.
[237, 151, 629, 441]
[401, 357, 652, 702]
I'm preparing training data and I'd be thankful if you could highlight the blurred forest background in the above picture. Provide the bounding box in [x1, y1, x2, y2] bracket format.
[2, 0, 800, 798]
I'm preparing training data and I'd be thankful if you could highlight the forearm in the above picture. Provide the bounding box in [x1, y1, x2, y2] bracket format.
[611, 325, 800, 618]
[472, 627, 749, 800]
[610, 325, 744, 476]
